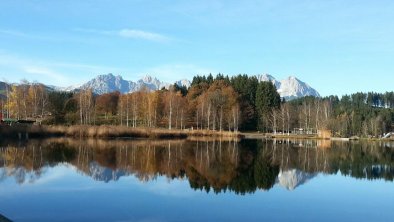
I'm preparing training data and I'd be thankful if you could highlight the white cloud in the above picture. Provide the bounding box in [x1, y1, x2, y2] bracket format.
[75, 28, 170, 42]
[0, 53, 72, 85]
[118, 29, 169, 42]
[0, 51, 213, 87]
[23, 66, 69, 83]
[0, 52, 119, 86]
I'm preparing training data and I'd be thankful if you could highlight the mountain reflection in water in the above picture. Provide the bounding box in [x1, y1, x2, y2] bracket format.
[1, 138, 394, 194]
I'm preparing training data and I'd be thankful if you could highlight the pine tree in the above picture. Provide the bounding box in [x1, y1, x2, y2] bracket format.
[255, 81, 281, 132]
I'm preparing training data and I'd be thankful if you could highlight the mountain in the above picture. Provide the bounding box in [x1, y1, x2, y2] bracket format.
[79, 73, 134, 94]
[175, 79, 192, 88]
[63, 73, 191, 95]
[256, 74, 281, 89]
[257, 74, 320, 100]
[0, 81, 9, 91]
[0, 81, 10, 100]
[49, 84, 83, 92]
[277, 76, 320, 100]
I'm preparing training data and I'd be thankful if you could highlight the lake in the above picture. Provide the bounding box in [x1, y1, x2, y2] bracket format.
[1, 138, 394, 222]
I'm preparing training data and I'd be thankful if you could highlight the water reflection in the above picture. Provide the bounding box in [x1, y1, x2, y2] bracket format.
[1, 138, 394, 194]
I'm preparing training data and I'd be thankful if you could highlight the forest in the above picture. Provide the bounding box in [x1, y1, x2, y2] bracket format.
[1, 74, 394, 138]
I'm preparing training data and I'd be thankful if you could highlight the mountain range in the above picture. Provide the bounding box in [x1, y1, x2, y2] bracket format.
[0, 73, 320, 100]
[54, 73, 192, 95]
[57, 73, 320, 100]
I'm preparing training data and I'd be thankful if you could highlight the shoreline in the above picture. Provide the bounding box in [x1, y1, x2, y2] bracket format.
[1, 125, 392, 142]
[0, 125, 243, 140]
[241, 132, 394, 141]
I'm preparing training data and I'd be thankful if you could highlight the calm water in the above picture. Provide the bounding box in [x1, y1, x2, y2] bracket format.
[1, 138, 394, 222]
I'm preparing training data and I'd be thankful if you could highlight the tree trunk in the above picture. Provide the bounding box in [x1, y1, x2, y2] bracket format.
[126, 95, 129, 127]
[169, 98, 172, 130]
[80, 92, 83, 125]
[181, 110, 184, 130]
[207, 103, 211, 130]
[220, 106, 223, 132]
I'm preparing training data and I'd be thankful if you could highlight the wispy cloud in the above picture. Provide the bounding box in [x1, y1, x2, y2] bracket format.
[0, 50, 213, 87]
[0, 29, 28, 38]
[0, 53, 70, 84]
[0, 52, 124, 86]
[0, 29, 93, 44]
[23, 66, 68, 83]
[75, 28, 171, 42]
[118, 29, 169, 42]
[0, 29, 50, 41]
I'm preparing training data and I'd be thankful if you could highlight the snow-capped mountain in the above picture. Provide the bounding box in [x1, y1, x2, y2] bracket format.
[175, 79, 192, 88]
[256, 74, 281, 88]
[49, 83, 83, 92]
[257, 74, 320, 100]
[56, 73, 318, 99]
[79, 74, 133, 94]
[65, 73, 191, 95]
[277, 76, 320, 100]
[277, 169, 317, 191]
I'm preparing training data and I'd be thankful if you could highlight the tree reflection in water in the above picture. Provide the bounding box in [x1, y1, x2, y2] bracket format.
[1, 138, 394, 194]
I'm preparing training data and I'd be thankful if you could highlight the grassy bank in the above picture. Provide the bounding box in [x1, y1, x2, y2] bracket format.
[0, 125, 243, 140]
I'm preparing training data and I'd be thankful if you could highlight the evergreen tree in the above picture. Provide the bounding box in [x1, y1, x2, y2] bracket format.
[230, 74, 259, 130]
[255, 81, 281, 132]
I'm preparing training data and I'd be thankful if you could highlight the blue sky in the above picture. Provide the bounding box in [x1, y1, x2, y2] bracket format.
[0, 0, 393, 96]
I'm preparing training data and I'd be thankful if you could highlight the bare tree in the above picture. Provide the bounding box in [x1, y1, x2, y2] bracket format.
[78, 89, 94, 125]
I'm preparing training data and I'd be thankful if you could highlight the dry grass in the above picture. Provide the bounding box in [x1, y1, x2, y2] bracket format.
[0, 125, 242, 139]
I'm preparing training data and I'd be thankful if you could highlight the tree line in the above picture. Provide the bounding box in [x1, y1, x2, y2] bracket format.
[286, 93, 394, 137]
[1, 75, 393, 137]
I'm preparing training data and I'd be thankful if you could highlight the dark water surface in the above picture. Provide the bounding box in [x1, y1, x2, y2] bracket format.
[1, 138, 394, 222]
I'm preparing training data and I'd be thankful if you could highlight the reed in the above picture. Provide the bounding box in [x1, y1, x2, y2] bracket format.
[0, 125, 242, 139]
